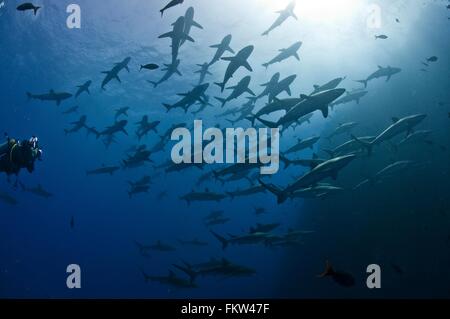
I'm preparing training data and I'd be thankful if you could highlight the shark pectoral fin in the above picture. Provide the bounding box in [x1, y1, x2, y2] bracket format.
[158, 31, 174, 39]
[184, 34, 195, 42]
[192, 21, 203, 29]
[293, 53, 300, 61]
[321, 105, 329, 118]
[386, 75, 392, 82]
[226, 47, 235, 54]
[286, 87, 292, 95]
[115, 75, 121, 83]
[243, 61, 253, 72]
[247, 88, 256, 96]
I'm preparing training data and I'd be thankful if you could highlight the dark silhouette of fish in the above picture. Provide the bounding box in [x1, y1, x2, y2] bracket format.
[17, 3, 41, 15]
[140, 64, 159, 71]
[160, 0, 184, 17]
[318, 261, 355, 287]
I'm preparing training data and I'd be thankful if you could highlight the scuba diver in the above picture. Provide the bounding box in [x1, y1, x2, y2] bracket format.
[0, 134, 43, 177]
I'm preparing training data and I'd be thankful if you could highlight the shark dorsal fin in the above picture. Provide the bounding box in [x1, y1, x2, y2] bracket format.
[312, 153, 318, 159]
[169, 270, 175, 278]
[313, 85, 319, 89]
[378, 65, 383, 69]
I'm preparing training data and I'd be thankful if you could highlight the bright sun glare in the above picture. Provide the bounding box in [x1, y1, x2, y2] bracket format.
[261, 0, 361, 23]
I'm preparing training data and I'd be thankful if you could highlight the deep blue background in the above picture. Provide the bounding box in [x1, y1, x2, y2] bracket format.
[0, 0, 449, 298]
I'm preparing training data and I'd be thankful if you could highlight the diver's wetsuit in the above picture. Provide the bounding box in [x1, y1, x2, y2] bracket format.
[0, 138, 41, 176]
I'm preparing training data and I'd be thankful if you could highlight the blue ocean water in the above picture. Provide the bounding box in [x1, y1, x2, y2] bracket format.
[0, 0, 449, 298]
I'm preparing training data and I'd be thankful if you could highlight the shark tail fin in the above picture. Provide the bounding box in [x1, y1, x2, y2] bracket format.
[258, 178, 286, 203]
[214, 97, 227, 107]
[172, 264, 198, 284]
[351, 134, 373, 156]
[214, 82, 225, 92]
[210, 231, 228, 250]
[279, 155, 291, 168]
[140, 268, 150, 283]
[256, 117, 278, 128]
[262, 30, 269, 36]
[356, 79, 368, 88]
[147, 81, 158, 88]
[244, 114, 256, 126]
[318, 260, 335, 278]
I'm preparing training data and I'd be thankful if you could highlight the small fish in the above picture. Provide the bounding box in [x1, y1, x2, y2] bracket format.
[426, 56, 438, 62]
[17, 2, 41, 15]
[395, 18, 400, 23]
[140, 64, 159, 72]
[160, 0, 184, 17]
[375, 34, 388, 40]
[70, 216, 75, 230]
